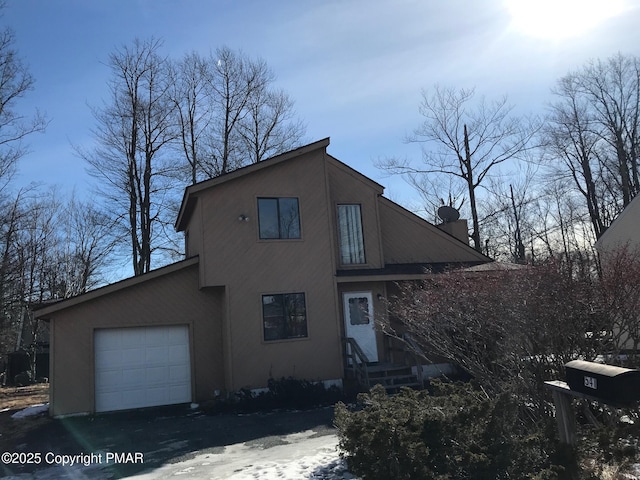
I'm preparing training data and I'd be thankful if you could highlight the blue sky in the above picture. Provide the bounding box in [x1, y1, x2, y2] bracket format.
[5, 0, 640, 208]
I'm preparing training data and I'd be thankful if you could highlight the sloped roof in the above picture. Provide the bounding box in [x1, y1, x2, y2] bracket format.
[175, 138, 331, 231]
[595, 193, 640, 251]
[34, 256, 200, 319]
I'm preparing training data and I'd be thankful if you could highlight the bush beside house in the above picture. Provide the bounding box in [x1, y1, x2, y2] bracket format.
[336, 253, 640, 479]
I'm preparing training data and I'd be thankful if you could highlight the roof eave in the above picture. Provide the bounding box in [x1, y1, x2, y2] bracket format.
[35, 256, 200, 319]
[174, 138, 331, 231]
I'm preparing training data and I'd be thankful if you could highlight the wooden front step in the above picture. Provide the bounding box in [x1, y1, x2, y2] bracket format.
[367, 363, 421, 391]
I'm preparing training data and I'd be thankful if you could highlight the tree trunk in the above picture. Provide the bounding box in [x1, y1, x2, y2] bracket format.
[464, 125, 482, 252]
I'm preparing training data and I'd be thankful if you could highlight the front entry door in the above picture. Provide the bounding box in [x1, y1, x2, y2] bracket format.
[343, 292, 378, 363]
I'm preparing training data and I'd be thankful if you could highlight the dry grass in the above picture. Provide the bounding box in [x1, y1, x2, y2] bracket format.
[0, 384, 49, 411]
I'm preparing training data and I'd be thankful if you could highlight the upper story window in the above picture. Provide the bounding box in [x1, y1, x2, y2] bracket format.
[257, 197, 301, 239]
[337, 204, 366, 264]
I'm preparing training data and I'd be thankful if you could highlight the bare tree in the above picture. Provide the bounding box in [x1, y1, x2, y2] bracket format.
[169, 52, 212, 184]
[545, 58, 640, 240]
[0, 22, 47, 192]
[0, 3, 48, 380]
[573, 54, 640, 208]
[0, 189, 117, 380]
[481, 169, 539, 263]
[169, 47, 306, 182]
[201, 47, 272, 176]
[59, 196, 117, 295]
[80, 38, 178, 276]
[237, 87, 306, 164]
[196, 47, 305, 177]
[383, 259, 614, 415]
[378, 86, 540, 252]
[546, 74, 607, 239]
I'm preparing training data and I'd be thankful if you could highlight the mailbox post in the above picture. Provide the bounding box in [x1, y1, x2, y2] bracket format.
[545, 360, 640, 446]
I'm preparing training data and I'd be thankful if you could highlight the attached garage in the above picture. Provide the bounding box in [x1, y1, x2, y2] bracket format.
[36, 258, 226, 417]
[94, 325, 192, 412]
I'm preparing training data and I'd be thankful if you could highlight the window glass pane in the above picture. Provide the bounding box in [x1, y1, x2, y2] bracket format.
[279, 198, 301, 239]
[263, 295, 285, 340]
[338, 204, 365, 264]
[263, 293, 307, 341]
[284, 293, 307, 338]
[258, 197, 300, 239]
[258, 198, 279, 239]
[348, 297, 370, 325]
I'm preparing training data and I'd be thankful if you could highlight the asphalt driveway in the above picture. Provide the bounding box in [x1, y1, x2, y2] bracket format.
[0, 403, 337, 478]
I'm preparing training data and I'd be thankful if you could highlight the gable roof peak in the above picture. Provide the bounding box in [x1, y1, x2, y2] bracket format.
[175, 138, 330, 231]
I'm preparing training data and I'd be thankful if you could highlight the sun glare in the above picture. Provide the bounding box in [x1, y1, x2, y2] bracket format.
[504, 0, 626, 40]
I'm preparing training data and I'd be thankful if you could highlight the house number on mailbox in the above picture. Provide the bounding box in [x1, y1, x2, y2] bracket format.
[584, 376, 597, 389]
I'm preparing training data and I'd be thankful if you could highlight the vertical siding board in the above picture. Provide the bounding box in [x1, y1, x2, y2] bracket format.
[195, 149, 343, 390]
[379, 199, 485, 264]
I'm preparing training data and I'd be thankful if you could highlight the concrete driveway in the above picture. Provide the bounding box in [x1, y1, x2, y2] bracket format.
[1, 404, 339, 479]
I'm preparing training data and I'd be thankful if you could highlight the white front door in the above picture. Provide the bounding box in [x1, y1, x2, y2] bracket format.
[343, 292, 378, 363]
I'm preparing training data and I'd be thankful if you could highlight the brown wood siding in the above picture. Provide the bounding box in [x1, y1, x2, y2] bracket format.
[197, 149, 343, 390]
[379, 198, 487, 264]
[327, 160, 384, 270]
[185, 198, 203, 259]
[49, 264, 223, 416]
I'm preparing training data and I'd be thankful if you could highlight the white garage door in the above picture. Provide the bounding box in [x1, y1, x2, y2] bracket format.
[94, 326, 192, 413]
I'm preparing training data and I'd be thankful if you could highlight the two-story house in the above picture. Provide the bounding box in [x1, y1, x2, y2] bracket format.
[36, 138, 490, 416]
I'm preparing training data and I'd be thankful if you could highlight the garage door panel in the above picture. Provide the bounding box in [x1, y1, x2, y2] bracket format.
[94, 326, 192, 413]
[95, 349, 124, 369]
[122, 349, 145, 366]
[121, 330, 146, 347]
[169, 345, 189, 361]
[95, 369, 121, 387]
[122, 368, 147, 386]
[168, 365, 190, 383]
[168, 385, 190, 402]
[122, 390, 147, 408]
[96, 392, 121, 411]
[145, 366, 168, 384]
[145, 346, 169, 364]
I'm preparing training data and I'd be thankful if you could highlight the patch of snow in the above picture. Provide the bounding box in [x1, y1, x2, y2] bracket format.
[3, 462, 109, 480]
[620, 415, 635, 424]
[1, 425, 358, 479]
[128, 431, 358, 479]
[11, 403, 48, 419]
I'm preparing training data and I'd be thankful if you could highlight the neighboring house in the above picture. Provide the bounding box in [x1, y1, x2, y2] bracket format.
[595, 194, 640, 254]
[35, 138, 491, 417]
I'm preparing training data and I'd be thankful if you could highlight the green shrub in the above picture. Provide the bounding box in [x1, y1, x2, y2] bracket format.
[335, 382, 565, 480]
[207, 376, 343, 413]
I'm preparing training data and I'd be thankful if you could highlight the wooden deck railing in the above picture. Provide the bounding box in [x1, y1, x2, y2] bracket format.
[343, 337, 370, 388]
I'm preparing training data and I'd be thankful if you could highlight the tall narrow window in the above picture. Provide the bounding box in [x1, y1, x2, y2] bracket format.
[258, 197, 301, 239]
[337, 204, 365, 264]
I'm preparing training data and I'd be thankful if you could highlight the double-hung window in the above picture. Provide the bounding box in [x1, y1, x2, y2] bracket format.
[258, 197, 301, 239]
[262, 293, 308, 341]
[337, 204, 366, 264]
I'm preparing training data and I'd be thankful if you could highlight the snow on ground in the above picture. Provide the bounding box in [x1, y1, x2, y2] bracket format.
[4, 428, 359, 479]
[129, 430, 358, 480]
[10, 404, 49, 419]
